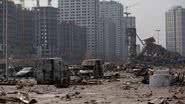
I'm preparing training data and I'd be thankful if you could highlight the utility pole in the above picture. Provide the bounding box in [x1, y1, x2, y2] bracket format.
[5, 0, 8, 78]
[35, 0, 41, 58]
[2, 0, 5, 58]
[156, 30, 160, 45]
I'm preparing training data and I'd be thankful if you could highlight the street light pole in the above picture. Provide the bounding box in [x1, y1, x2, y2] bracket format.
[5, 0, 8, 78]
[156, 30, 160, 45]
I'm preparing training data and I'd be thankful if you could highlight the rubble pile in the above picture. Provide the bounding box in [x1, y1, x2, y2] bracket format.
[60, 91, 82, 101]
[0, 38, 184, 103]
[137, 37, 184, 66]
[0, 91, 37, 104]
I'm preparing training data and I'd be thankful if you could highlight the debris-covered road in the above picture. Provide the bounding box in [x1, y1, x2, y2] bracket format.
[0, 72, 185, 104]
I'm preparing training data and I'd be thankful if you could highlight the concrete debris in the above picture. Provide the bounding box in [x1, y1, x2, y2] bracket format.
[0, 92, 37, 104]
[81, 80, 103, 85]
[16, 79, 37, 89]
[32, 90, 44, 94]
[147, 92, 185, 104]
[120, 85, 132, 90]
[61, 91, 82, 101]
[84, 100, 98, 104]
[149, 69, 171, 87]
[175, 87, 185, 94]
[0, 80, 18, 85]
[7, 91, 18, 94]
[18, 92, 37, 104]
[160, 100, 170, 104]
[0, 55, 185, 104]
[137, 37, 184, 66]
[176, 101, 185, 104]
[172, 94, 185, 100]
[0, 87, 6, 96]
[148, 98, 169, 104]
[0, 96, 22, 103]
[143, 91, 153, 98]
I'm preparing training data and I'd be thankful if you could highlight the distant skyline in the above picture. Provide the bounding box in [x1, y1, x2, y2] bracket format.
[23, 0, 185, 47]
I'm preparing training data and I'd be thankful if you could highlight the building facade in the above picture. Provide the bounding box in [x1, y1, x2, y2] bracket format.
[166, 6, 185, 56]
[34, 7, 58, 58]
[58, 0, 99, 58]
[123, 16, 136, 62]
[99, 1, 125, 62]
[0, 0, 18, 58]
[16, 5, 36, 59]
[125, 16, 136, 28]
[58, 21, 87, 64]
[97, 17, 115, 62]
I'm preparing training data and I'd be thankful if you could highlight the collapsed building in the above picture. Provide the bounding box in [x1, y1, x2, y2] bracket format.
[126, 28, 185, 86]
[127, 28, 185, 67]
[137, 37, 184, 66]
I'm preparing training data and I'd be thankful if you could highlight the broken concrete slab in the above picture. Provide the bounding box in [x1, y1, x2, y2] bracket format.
[150, 70, 171, 87]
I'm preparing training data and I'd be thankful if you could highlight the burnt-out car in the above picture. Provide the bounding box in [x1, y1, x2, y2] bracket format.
[81, 59, 104, 79]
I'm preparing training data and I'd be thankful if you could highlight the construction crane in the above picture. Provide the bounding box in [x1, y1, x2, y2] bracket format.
[124, 1, 145, 46]
[124, 6, 131, 17]
[124, 0, 144, 17]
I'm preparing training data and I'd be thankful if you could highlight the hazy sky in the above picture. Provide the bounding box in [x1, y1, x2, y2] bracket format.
[119, 0, 185, 47]
[24, 0, 185, 47]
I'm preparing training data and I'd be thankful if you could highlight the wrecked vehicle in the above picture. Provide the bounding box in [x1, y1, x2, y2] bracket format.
[34, 58, 70, 87]
[80, 59, 104, 79]
[16, 67, 34, 78]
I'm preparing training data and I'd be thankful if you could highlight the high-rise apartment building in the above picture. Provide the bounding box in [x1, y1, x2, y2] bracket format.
[166, 6, 185, 56]
[123, 16, 136, 61]
[98, 17, 115, 62]
[16, 5, 36, 59]
[0, 1, 37, 59]
[58, 0, 99, 58]
[125, 16, 136, 28]
[0, 0, 18, 58]
[99, 1, 124, 62]
[34, 7, 58, 58]
[58, 21, 87, 64]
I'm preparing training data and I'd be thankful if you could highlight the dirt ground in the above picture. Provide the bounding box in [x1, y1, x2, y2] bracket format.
[1, 73, 185, 104]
